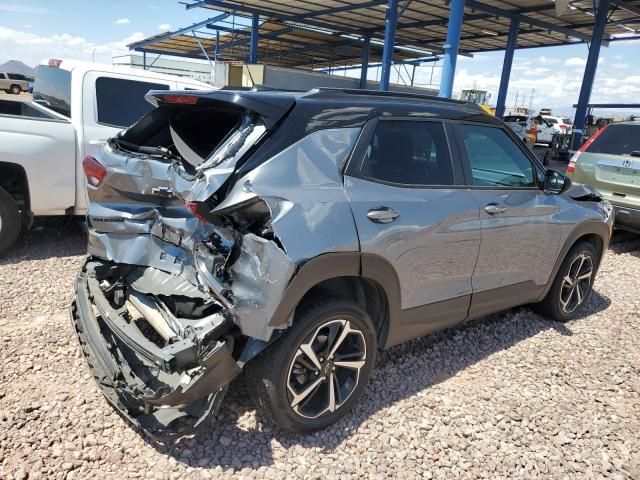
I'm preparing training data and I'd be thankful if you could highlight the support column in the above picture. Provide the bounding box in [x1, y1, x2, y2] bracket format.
[495, 18, 519, 118]
[438, 0, 465, 98]
[359, 36, 371, 89]
[249, 12, 259, 64]
[572, 0, 609, 149]
[143, 51, 147, 70]
[379, 0, 399, 91]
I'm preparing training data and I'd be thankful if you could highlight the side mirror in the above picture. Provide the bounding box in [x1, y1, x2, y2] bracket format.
[543, 169, 570, 194]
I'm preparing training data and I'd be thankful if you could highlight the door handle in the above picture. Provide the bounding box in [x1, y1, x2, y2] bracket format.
[484, 204, 507, 215]
[367, 207, 400, 223]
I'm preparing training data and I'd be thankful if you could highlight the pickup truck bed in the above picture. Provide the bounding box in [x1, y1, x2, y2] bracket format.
[0, 99, 57, 118]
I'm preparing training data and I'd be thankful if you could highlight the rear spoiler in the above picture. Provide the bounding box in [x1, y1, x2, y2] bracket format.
[145, 90, 297, 129]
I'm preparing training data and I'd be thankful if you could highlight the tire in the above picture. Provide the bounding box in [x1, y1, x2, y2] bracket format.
[244, 293, 377, 433]
[0, 187, 22, 255]
[9, 84, 21, 95]
[535, 241, 599, 322]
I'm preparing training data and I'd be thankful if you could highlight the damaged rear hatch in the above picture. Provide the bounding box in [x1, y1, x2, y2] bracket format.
[71, 89, 297, 437]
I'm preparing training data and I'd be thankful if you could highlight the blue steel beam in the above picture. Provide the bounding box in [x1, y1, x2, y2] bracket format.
[360, 36, 371, 89]
[365, 4, 555, 33]
[319, 56, 440, 74]
[379, 0, 399, 91]
[215, 26, 295, 53]
[439, 0, 465, 98]
[288, 1, 387, 20]
[249, 12, 259, 63]
[200, 0, 363, 35]
[495, 19, 519, 118]
[464, 0, 603, 45]
[129, 13, 229, 49]
[572, 0, 610, 149]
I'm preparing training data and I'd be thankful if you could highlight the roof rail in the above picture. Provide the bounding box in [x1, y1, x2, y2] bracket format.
[303, 87, 472, 106]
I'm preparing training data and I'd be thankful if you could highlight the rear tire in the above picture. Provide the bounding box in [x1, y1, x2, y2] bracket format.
[534, 241, 599, 322]
[0, 187, 22, 255]
[244, 293, 377, 433]
[9, 84, 21, 95]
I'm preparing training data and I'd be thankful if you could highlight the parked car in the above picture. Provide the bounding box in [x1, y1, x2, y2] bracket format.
[71, 88, 613, 437]
[0, 59, 210, 253]
[0, 72, 30, 94]
[567, 121, 640, 233]
[537, 115, 573, 144]
[503, 114, 529, 139]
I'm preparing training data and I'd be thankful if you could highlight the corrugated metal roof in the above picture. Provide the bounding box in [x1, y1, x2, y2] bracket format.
[129, 0, 640, 68]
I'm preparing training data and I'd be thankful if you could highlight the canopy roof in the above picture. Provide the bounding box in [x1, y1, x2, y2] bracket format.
[129, 0, 640, 68]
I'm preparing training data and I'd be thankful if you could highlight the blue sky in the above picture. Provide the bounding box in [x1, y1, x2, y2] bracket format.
[1, 1, 639, 115]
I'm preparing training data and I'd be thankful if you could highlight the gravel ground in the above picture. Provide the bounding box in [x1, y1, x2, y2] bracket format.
[1, 218, 639, 479]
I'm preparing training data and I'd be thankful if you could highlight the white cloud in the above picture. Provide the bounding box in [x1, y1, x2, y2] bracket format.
[613, 63, 630, 69]
[0, 26, 146, 66]
[536, 56, 561, 65]
[158, 23, 172, 31]
[523, 67, 551, 76]
[0, 3, 48, 14]
[115, 18, 130, 25]
[564, 57, 586, 67]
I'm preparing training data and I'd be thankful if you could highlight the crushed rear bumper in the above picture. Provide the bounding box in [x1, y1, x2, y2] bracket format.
[69, 264, 242, 439]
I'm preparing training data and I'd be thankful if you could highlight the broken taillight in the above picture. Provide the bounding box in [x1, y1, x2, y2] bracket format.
[83, 155, 107, 187]
[185, 201, 208, 222]
[567, 125, 608, 173]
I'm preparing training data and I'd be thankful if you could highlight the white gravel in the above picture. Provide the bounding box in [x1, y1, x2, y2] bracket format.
[1, 219, 639, 479]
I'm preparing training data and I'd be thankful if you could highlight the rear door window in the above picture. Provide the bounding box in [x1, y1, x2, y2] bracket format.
[585, 124, 640, 156]
[95, 77, 170, 128]
[458, 124, 536, 188]
[355, 120, 455, 186]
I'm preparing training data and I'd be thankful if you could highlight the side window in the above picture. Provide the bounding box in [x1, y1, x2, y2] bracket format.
[357, 120, 455, 186]
[458, 124, 535, 188]
[95, 77, 170, 128]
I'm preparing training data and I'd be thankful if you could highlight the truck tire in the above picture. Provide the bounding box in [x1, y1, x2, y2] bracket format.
[10, 84, 22, 95]
[0, 187, 21, 255]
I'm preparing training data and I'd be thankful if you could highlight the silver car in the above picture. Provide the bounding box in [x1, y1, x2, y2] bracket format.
[71, 88, 614, 437]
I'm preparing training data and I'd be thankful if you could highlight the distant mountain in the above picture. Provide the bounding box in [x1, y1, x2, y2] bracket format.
[0, 60, 35, 75]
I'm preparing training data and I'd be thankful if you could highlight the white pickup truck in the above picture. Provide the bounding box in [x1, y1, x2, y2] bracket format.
[0, 59, 210, 253]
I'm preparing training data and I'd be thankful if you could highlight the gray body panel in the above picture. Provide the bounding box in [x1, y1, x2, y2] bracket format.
[344, 176, 481, 317]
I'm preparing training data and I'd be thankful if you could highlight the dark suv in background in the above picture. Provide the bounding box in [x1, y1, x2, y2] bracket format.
[71, 88, 613, 437]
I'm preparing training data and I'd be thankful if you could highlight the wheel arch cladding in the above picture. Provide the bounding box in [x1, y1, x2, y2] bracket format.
[268, 252, 398, 350]
[538, 221, 609, 301]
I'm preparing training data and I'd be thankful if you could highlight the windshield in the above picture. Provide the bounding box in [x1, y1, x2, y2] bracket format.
[586, 124, 640, 156]
[33, 66, 72, 118]
[562, 118, 572, 125]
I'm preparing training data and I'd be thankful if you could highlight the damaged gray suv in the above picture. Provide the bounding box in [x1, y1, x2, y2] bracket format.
[71, 88, 614, 437]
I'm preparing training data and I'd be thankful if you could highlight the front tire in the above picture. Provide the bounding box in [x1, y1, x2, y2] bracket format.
[245, 293, 377, 433]
[9, 84, 21, 95]
[535, 241, 599, 322]
[0, 187, 22, 255]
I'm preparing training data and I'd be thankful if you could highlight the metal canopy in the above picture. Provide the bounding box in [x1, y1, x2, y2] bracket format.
[130, 0, 640, 69]
[194, 0, 640, 53]
[129, 20, 426, 69]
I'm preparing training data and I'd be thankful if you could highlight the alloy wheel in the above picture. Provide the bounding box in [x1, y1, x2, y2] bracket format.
[559, 253, 593, 314]
[286, 319, 367, 419]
